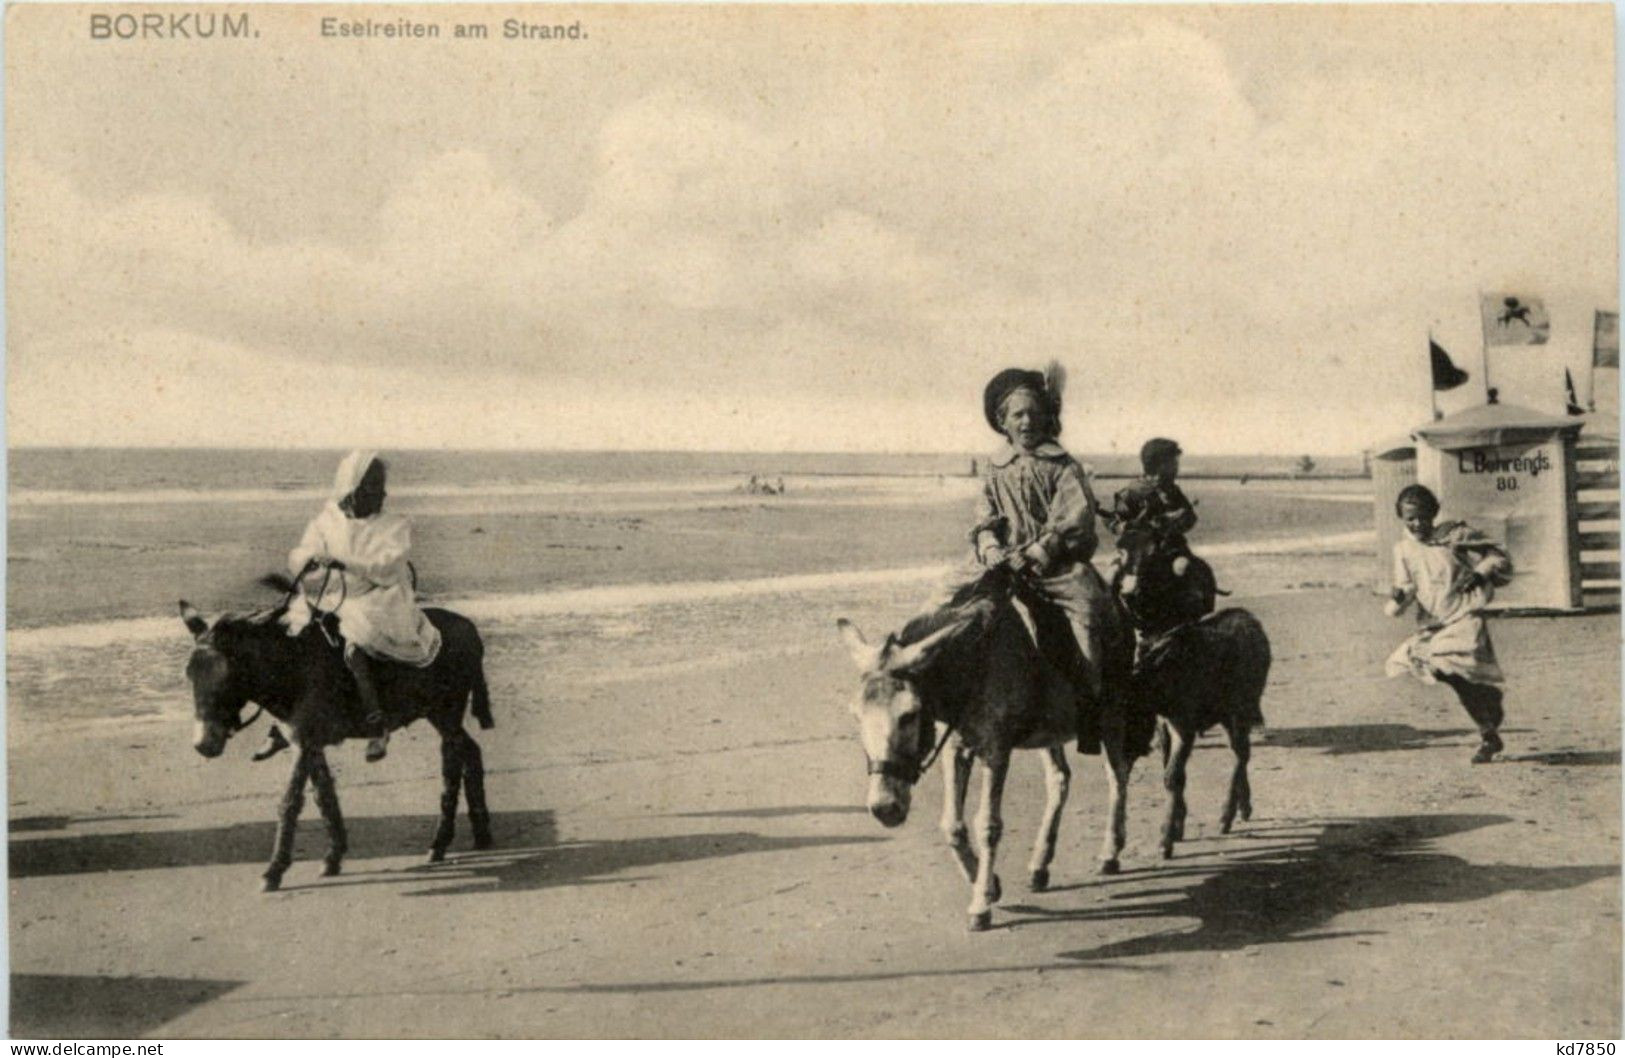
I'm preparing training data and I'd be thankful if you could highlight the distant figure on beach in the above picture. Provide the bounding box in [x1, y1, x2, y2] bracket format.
[776, 477, 785, 495]
[258, 452, 442, 765]
[1384, 484, 1512, 764]
[970, 458, 979, 478]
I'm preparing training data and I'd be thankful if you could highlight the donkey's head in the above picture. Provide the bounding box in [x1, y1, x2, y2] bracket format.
[835, 617, 968, 828]
[1112, 522, 1167, 603]
[179, 601, 274, 758]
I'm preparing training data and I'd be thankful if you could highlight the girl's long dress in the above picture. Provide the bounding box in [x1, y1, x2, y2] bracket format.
[1384, 523, 1510, 686]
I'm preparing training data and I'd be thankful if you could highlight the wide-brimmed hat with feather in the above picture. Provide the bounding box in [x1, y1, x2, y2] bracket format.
[982, 362, 1067, 434]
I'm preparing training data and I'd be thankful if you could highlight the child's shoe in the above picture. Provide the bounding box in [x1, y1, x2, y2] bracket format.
[252, 725, 290, 762]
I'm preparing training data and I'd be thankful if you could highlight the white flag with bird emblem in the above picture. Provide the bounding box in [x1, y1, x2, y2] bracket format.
[1480, 293, 1551, 346]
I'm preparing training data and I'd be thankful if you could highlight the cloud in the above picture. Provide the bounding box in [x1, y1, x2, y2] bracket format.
[7, 7, 1615, 452]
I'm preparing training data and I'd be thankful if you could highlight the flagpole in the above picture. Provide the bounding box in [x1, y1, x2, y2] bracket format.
[1588, 310, 1599, 412]
[1477, 290, 1494, 404]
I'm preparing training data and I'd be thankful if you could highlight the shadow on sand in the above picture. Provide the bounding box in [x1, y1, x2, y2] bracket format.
[9, 813, 178, 835]
[527, 812, 1615, 995]
[9, 809, 560, 879]
[663, 804, 871, 820]
[381, 830, 888, 897]
[1032, 813, 1616, 961]
[1260, 724, 1477, 755]
[11, 973, 244, 1038]
[1511, 750, 1621, 768]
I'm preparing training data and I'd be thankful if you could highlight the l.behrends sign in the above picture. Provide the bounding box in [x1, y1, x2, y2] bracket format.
[90, 11, 254, 39]
[1457, 450, 1554, 478]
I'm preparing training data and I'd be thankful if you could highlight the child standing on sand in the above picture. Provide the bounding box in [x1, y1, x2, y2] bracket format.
[1384, 483, 1512, 763]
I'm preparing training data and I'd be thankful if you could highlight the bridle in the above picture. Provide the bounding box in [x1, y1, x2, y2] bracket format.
[191, 630, 264, 737]
[865, 711, 954, 786]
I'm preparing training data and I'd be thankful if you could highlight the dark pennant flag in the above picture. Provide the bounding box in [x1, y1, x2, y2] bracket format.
[1431, 338, 1469, 391]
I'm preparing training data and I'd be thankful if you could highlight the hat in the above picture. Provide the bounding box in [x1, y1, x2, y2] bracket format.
[331, 449, 383, 503]
[1140, 438, 1182, 472]
[982, 368, 1051, 434]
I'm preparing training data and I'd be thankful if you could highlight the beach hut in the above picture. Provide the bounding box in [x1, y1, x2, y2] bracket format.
[1369, 435, 1418, 592]
[1574, 417, 1621, 609]
[1410, 402, 1586, 611]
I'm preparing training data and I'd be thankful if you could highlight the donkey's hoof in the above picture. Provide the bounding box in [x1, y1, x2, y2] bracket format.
[322, 860, 342, 877]
[426, 847, 447, 864]
[1240, 804, 1253, 822]
[1220, 818, 1235, 835]
[1161, 843, 1175, 860]
[1028, 868, 1050, 892]
[473, 833, 495, 851]
[988, 874, 1003, 905]
[1099, 858, 1121, 876]
[967, 911, 993, 932]
[261, 874, 282, 893]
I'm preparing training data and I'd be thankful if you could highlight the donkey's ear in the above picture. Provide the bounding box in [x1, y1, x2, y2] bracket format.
[836, 618, 883, 672]
[885, 618, 971, 676]
[179, 601, 208, 639]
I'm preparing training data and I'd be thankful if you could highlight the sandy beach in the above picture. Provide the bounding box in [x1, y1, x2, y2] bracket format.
[8, 474, 1619, 1038]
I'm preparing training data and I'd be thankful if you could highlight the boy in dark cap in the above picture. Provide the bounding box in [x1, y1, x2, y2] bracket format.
[1111, 438, 1199, 578]
[922, 364, 1143, 757]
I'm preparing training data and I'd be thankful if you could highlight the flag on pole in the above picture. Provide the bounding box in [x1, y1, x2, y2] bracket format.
[1430, 338, 1469, 390]
[1565, 367, 1584, 415]
[1480, 293, 1551, 346]
[1594, 310, 1618, 368]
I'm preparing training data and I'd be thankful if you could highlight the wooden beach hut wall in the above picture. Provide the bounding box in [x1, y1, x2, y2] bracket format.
[1574, 420, 1620, 609]
[1370, 436, 1418, 592]
[1411, 402, 1585, 611]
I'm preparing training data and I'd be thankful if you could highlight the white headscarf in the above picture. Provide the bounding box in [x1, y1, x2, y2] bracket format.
[331, 449, 382, 504]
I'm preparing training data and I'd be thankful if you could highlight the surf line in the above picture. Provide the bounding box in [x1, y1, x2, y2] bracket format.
[7, 530, 1374, 656]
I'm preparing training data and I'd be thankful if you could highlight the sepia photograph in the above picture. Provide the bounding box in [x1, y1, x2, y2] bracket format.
[4, 1, 1620, 1040]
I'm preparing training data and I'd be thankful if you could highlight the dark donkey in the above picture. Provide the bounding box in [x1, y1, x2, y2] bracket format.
[1110, 521, 1221, 638]
[1112, 524, 1268, 858]
[836, 568, 1139, 931]
[179, 585, 495, 891]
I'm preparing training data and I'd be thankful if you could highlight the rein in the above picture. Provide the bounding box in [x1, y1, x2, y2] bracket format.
[283, 562, 348, 647]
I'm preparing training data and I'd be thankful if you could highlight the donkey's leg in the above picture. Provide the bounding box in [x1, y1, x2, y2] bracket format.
[1220, 720, 1253, 833]
[264, 751, 313, 892]
[461, 732, 494, 850]
[1026, 746, 1070, 891]
[938, 736, 978, 884]
[1097, 725, 1134, 874]
[307, 750, 347, 877]
[1160, 723, 1195, 858]
[428, 732, 466, 863]
[966, 751, 1010, 931]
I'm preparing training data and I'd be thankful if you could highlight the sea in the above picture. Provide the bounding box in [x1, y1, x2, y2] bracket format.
[9, 448, 1365, 507]
[5, 447, 1373, 732]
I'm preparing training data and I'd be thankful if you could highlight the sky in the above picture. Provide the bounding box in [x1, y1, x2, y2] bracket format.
[5, 3, 1617, 453]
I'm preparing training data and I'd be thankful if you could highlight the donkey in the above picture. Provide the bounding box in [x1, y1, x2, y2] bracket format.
[836, 569, 1138, 931]
[1111, 521, 1221, 639]
[1111, 524, 1268, 858]
[1131, 609, 1270, 860]
[179, 591, 495, 891]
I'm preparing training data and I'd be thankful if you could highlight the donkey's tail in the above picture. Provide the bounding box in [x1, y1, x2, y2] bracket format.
[471, 662, 495, 730]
